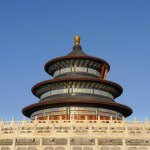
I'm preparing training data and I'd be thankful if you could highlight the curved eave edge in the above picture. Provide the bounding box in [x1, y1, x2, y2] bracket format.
[44, 55, 110, 75]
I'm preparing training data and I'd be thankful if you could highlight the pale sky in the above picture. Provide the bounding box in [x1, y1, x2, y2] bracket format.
[0, 0, 150, 121]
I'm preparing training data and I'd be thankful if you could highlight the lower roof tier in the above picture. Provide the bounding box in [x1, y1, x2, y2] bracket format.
[22, 100, 133, 119]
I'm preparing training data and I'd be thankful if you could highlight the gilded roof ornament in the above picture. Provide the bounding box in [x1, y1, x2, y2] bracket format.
[74, 36, 80, 45]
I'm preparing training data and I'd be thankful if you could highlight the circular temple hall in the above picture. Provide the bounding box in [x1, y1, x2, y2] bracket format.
[22, 36, 132, 120]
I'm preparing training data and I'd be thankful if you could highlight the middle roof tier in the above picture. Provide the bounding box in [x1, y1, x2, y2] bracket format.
[32, 77, 123, 100]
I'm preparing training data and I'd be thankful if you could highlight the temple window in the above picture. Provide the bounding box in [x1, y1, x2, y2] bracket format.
[40, 88, 114, 100]
[53, 67, 99, 77]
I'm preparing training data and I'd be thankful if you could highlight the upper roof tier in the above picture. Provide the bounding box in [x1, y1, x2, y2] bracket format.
[45, 36, 110, 79]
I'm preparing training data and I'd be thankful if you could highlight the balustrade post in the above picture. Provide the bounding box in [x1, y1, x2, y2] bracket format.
[11, 117, 15, 125]
[12, 138, 16, 150]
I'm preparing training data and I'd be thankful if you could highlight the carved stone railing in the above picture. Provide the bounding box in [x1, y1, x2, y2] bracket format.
[0, 118, 150, 149]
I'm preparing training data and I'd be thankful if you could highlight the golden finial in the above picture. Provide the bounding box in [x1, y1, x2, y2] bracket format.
[74, 36, 80, 45]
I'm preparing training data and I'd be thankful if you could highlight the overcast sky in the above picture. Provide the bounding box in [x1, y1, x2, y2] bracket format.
[0, 0, 150, 121]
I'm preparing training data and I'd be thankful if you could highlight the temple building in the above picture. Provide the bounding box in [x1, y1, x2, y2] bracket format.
[22, 36, 132, 121]
[0, 36, 150, 150]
